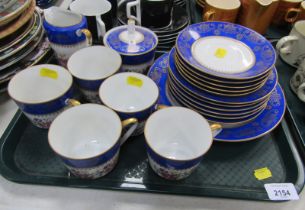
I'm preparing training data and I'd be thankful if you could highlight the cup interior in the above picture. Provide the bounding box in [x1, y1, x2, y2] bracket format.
[295, 20, 305, 37]
[48, 104, 122, 159]
[99, 72, 159, 113]
[44, 7, 82, 27]
[145, 107, 213, 161]
[70, 0, 112, 16]
[8, 65, 72, 104]
[206, 0, 240, 9]
[67, 46, 121, 80]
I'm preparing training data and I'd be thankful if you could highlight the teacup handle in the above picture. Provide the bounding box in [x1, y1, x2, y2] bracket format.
[297, 83, 305, 102]
[203, 10, 216, 21]
[76, 29, 93, 46]
[276, 36, 299, 55]
[126, 0, 141, 25]
[210, 123, 222, 137]
[291, 70, 305, 92]
[120, 118, 139, 145]
[285, 8, 301, 23]
[65, 99, 81, 107]
[96, 15, 106, 39]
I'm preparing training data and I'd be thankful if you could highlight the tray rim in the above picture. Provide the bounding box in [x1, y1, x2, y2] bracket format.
[0, 109, 304, 201]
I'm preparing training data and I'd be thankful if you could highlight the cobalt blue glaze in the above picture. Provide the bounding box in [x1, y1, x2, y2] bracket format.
[168, 48, 277, 104]
[43, 16, 88, 45]
[16, 87, 74, 115]
[147, 53, 171, 106]
[61, 141, 120, 168]
[121, 50, 155, 65]
[118, 104, 157, 121]
[104, 26, 158, 55]
[148, 53, 286, 142]
[176, 22, 276, 79]
[146, 143, 202, 169]
[75, 77, 104, 91]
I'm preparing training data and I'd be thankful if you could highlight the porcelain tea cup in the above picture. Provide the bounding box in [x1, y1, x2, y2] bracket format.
[8, 64, 80, 129]
[48, 104, 138, 179]
[99, 72, 159, 135]
[103, 20, 158, 74]
[70, 0, 112, 44]
[43, 6, 92, 66]
[144, 107, 222, 180]
[67, 46, 122, 103]
[276, 20, 305, 68]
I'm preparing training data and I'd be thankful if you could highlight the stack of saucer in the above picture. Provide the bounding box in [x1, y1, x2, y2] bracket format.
[0, 0, 52, 93]
[148, 22, 286, 142]
[117, 0, 189, 52]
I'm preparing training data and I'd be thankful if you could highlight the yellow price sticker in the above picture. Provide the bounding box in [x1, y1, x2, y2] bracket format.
[40, 68, 58, 79]
[254, 167, 272, 180]
[126, 76, 143, 88]
[214, 48, 227, 58]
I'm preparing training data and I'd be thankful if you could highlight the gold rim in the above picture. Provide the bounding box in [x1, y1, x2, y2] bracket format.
[144, 106, 214, 162]
[214, 86, 286, 142]
[8, 64, 73, 105]
[175, 53, 271, 87]
[168, 81, 268, 117]
[168, 83, 268, 120]
[175, 30, 276, 80]
[175, 50, 271, 85]
[99, 73, 160, 114]
[0, 0, 32, 26]
[48, 104, 124, 161]
[168, 62, 278, 105]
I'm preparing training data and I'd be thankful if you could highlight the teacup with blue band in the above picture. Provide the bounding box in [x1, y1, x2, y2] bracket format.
[8, 64, 80, 129]
[99, 72, 159, 135]
[48, 104, 138, 179]
[144, 107, 222, 180]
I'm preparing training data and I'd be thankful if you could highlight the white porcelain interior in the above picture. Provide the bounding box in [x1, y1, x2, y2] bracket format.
[67, 46, 121, 80]
[145, 107, 213, 160]
[69, 0, 111, 16]
[191, 36, 255, 74]
[48, 104, 122, 159]
[99, 72, 159, 113]
[206, 0, 240, 9]
[8, 64, 72, 104]
[295, 20, 305, 37]
[44, 6, 82, 27]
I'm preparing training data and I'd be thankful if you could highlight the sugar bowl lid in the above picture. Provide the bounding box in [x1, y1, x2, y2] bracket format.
[103, 20, 158, 55]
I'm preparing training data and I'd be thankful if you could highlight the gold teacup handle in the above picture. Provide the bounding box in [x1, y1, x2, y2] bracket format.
[80, 29, 92, 46]
[120, 118, 138, 145]
[204, 10, 216, 21]
[285, 8, 301, 23]
[65, 99, 81, 107]
[210, 123, 222, 137]
[155, 104, 169, 110]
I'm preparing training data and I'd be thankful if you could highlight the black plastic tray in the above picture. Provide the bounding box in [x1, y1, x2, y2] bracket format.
[0, 106, 304, 201]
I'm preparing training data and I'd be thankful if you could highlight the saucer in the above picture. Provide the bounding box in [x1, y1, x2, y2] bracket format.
[0, 10, 35, 53]
[0, 11, 42, 61]
[0, 0, 32, 27]
[0, 28, 43, 71]
[0, 37, 52, 83]
[176, 22, 276, 80]
[168, 48, 278, 105]
[148, 53, 286, 141]
[0, 0, 35, 39]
